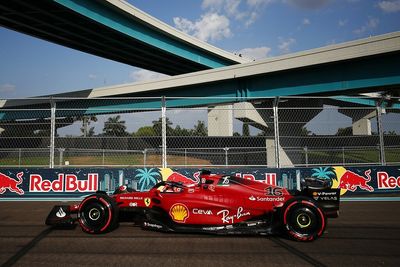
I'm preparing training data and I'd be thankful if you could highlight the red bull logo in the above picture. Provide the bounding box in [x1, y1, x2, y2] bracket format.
[29, 173, 98, 192]
[339, 169, 374, 192]
[0, 172, 24, 195]
[377, 172, 400, 189]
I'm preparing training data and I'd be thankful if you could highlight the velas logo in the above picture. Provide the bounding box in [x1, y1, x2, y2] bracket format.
[169, 203, 189, 223]
[29, 173, 98, 192]
[0, 172, 24, 195]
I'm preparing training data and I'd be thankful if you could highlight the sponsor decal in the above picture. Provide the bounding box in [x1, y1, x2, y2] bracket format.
[377, 172, 400, 189]
[120, 196, 134, 200]
[0, 172, 24, 195]
[265, 186, 283, 196]
[144, 197, 151, 207]
[202, 226, 225, 231]
[217, 207, 251, 224]
[338, 170, 374, 192]
[144, 222, 163, 229]
[29, 173, 98, 193]
[249, 195, 284, 202]
[222, 176, 230, 185]
[312, 191, 338, 201]
[56, 207, 66, 218]
[257, 196, 285, 202]
[169, 203, 189, 223]
[235, 173, 277, 185]
[192, 208, 213, 215]
[129, 202, 138, 207]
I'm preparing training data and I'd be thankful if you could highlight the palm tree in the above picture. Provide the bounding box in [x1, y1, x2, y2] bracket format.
[103, 115, 128, 136]
[80, 115, 97, 137]
[311, 167, 336, 187]
[192, 120, 207, 136]
[135, 168, 161, 191]
[152, 117, 173, 136]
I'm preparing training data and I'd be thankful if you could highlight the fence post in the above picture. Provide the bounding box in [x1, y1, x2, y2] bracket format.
[49, 98, 56, 168]
[59, 148, 65, 167]
[184, 148, 187, 167]
[223, 147, 229, 166]
[18, 148, 22, 167]
[304, 146, 308, 167]
[342, 147, 345, 165]
[143, 149, 147, 167]
[161, 96, 167, 168]
[273, 97, 280, 168]
[376, 102, 386, 165]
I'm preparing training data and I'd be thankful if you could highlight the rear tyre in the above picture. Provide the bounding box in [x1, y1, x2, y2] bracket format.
[78, 193, 119, 234]
[281, 197, 326, 241]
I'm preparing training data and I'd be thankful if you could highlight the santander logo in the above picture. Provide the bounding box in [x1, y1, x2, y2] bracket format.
[29, 173, 98, 193]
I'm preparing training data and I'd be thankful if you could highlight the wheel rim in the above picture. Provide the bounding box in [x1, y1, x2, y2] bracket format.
[296, 213, 312, 228]
[88, 208, 101, 221]
[287, 205, 319, 237]
[80, 200, 108, 231]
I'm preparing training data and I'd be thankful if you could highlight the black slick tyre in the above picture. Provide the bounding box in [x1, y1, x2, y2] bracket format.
[281, 197, 326, 241]
[78, 193, 119, 234]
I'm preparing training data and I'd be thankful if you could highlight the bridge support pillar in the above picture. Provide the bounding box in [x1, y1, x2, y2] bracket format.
[353, 118, 372, 135]
[207, 104, 233, 136]
[266, 139, 293, 167]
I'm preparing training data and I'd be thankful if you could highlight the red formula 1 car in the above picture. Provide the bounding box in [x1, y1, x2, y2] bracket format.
[46, 170, 340, 241]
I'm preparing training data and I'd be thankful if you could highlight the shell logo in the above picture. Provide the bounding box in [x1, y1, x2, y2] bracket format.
[169, 203, 189, 223]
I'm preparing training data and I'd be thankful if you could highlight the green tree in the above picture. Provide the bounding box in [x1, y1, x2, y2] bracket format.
[192, 120, 207, 136]
[242, 123, 250, 136]
[152, 117, 173, 136]
[336, 127, 352, 136]
[173, 125, 191, 136]
[300, 126, 312, 136]
[103, 115, 128, 136]
[134, 126, 156, 136]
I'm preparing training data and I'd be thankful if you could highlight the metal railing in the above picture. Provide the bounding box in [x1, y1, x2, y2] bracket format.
[1, 96, 399, 168]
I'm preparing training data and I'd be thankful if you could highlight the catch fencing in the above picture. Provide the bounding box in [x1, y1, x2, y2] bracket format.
[0, 96, 399, 168]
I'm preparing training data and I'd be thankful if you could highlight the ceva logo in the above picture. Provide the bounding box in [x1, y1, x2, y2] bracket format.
[29, 173, 98, 192]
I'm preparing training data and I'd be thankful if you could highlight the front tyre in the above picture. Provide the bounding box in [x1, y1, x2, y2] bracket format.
[281, 197, 326, 241]
[78, 194, 119, 234]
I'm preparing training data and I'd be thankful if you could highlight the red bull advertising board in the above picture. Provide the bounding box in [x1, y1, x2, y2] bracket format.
[0, 166, 399, 200]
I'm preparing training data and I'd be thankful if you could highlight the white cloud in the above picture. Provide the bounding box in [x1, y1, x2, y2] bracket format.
[378, 0, 400, 13]
[302, 18, 311, 25]
[353, 17, 379, 35]
[338, 19, 348, 27]
[237, 46, 271, 60]
[130, 69, 168, 82]
[284, 0, 331, 9]
[0, 83, 16, 93]
[88, 74, 97, 80]
[174, 13, 232, 42]
[200, 0, 274, 27]
[278, 37, 296, 54]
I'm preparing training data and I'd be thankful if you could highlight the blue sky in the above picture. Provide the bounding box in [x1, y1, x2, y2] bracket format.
[1, 0, 400, 98]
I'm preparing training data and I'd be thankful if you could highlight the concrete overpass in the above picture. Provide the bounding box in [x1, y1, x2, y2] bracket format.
[1, 31, 400, 140]
[0, 0, 247, 75]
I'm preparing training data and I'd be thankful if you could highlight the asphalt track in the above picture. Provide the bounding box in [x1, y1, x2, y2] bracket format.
[1, 201, 400, 267]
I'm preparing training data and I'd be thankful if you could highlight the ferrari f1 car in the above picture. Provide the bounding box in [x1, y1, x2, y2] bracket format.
[46, 170, 340, 241]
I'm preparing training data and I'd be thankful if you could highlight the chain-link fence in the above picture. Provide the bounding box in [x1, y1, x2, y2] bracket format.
[1, 96, 399, 167]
